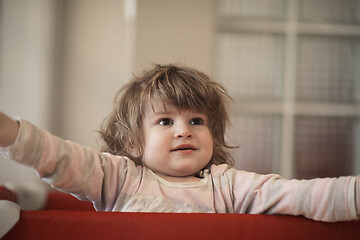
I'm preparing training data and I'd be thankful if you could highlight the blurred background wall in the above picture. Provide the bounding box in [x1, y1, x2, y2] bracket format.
[0, 0, 215, 184]
[0, 0, 359, 185]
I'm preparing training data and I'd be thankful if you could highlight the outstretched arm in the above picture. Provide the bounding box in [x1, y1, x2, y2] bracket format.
[0, 112, 19, 147]
[230, 170, 359, 222]
[0, 117, 138, 211]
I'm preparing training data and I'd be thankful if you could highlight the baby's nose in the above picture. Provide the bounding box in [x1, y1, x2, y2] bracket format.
[175, 124, 192, 138]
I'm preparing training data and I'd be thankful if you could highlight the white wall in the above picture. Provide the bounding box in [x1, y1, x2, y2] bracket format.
[0, 0, 59, 184]
[58, 0, 215, 148]
[135, 0, 215, 75]
[0, 0, 135, 183]
[57, 0, 215, 148]
[0, 0, 215, 184]
[57, 0, 135, 148]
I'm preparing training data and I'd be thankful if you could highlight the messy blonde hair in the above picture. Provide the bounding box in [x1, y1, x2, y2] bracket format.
[99, 64, 233, 167]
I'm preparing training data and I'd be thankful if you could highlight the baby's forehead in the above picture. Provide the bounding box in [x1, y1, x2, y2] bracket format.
[144, 98, 206, 116]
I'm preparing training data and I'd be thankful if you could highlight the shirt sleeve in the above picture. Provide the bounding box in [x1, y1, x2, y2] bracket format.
[0, 119, 142, 211]
[230, 169, 359, 222]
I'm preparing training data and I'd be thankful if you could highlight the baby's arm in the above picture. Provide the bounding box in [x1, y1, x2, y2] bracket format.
[0, 112, 19, 147]
[231, 170, 359, 222]
[0, 113, 134, 211]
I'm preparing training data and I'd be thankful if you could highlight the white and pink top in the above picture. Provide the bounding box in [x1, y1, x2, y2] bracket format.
[1, 120, 360, 222]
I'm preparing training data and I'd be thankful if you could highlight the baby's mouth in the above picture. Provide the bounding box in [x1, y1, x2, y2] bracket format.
[171, 144, 197, 152]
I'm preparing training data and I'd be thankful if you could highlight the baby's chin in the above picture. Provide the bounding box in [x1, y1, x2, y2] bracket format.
[168, 167, 204, 177]
[155, 172, 202, 183]
[156, 167, 202, 177]
[160, 171, 198, 178]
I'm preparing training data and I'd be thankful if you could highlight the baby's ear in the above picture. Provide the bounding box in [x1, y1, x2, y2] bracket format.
[128, 146, 143, 165]
[128, 142, 141, 158]
[126, 138, 143, 164]
[129, 148, 139, 158]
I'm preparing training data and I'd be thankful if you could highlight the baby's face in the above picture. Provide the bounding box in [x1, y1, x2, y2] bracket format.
[141, 99, 213, 178]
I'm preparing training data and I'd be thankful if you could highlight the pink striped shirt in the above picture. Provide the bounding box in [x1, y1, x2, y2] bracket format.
[1, 120, 360, 222]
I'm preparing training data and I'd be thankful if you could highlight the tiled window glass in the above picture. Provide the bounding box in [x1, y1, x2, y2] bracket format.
[215, 0, 360, 178]
[294, 116, 354, 179]
[299, 0, 360, 24]
[227, 115, 282, 174]
[297, 36, 360, 103]
[216, 0, 286, 20]
[215, 32, 284, 101]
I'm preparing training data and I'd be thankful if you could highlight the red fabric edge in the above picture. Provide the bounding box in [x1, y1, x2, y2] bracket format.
[3, 211, 360, 240]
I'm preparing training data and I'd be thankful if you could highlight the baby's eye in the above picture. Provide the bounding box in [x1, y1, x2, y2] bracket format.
[190, 118, 204, 125]
[158, 118, 173, 126]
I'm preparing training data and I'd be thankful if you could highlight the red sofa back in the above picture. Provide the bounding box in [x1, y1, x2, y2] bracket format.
[3, 191, 360, 240]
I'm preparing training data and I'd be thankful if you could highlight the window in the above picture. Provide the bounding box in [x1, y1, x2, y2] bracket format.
[215, 0, 360, 179]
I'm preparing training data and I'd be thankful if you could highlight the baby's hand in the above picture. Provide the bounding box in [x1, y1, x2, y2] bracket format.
[0, 112, 19, 147]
